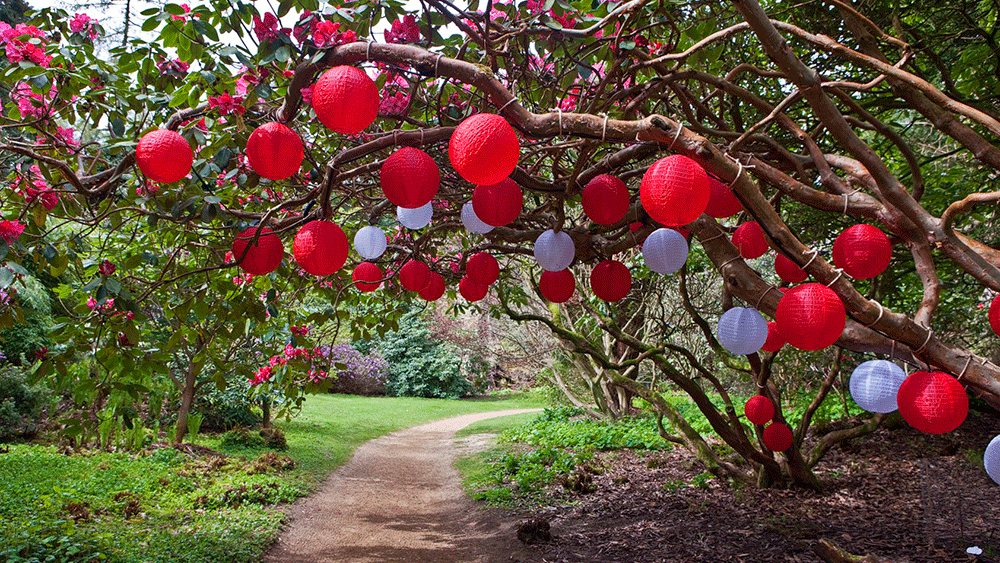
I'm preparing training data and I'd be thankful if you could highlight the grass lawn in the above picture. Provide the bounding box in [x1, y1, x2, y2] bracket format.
[0, 391, 546, 563]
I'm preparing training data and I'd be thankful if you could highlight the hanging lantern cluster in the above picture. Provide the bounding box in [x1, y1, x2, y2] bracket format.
[448, 113, 520, 186]
[896, 370, 968, 434]
[643, 228, 688, 275]
[832, 224, 892, 280]
[136, 129, 193, 184]
[775, 283, 845, 351]
[639, 155, 710, 227]
[539, 269, 575, 303]
[246, 122, 303, 181]
[313, 66, 378, 134]
[849, 360, 906, 414]
[590, 260, 631, 302]
[732, 222, 768, 260]
[582, 174, 630, 225]
[380, 147, 440, 209]
[716, 307, 769, 355]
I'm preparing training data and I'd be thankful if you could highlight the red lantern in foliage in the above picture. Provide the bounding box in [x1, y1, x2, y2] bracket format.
[136, 129, 193, 183]
[775, 283, 845, 351]
[582, 174, 630, 225]
[745, 395, 775, 426]
[380, 147, 440, 209]
[466, 252, 500, 286]
[460, 276, 489, 302]
[832, 224, 892, 280]
[732, 222, 768, 259]
[246, 122, 303, 181]
[472, 178, 522, 227]
[231, 226, 284, 275]
[775, 253, 807, 284]
[352, 262, 382, 292]
[705, 176, 742, 219]
[293, 221, 348, 276]
[399, 260, 431, 292]
[761, 321, 786, 353]
[989, 294, 1000, 337]
[312, 66, 378, 134]
[590, 260, 631, 302]
[639, 155, 710, 227]
[419, 272, 446, 301]
[763, 422, 794, 451]
[897, 371, 969, 434]
[449, 113, 520, 186]
[539, 269, 575, 303]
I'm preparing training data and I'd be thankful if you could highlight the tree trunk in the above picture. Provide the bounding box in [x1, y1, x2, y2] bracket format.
[261, 396, 272, 429]
[173, 362, 198, 446]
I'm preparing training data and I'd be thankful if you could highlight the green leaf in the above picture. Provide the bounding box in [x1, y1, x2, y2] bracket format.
[0, 268, 13, 289]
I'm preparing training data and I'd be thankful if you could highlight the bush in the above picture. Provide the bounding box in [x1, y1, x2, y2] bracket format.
[1, 521, 117, 563]
[0, 364, 50, 441]
[323, 344, 388, 396]
[219, 427, 266, 449]
[195, 376, 262, 431]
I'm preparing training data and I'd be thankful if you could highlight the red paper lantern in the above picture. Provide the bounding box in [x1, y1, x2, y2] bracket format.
[582, 174, 630, 225]
[136, 129, 193, 183]
[231, 226, 284, 275]
[832, 224, 892, 280]
[246, 122, 304, 181]
[472, 179, 522, 227]
[380, 147, 440, 209]
[775, 283, 846, 351]
[744, 395, 775, 426]
[989, 294, 1000, 337]
[539, 269, 575, 303]
[352, 262, 382, 292]
[775, 253, 807, 284]
[763, 422, 794, 452]
[897, 371, 969, 434]
[466, 252, 500, 286]
[399, 260, 431, 292]
[639, 155, 710, 227]
[419, 272, 446, 301]
[590, 260, 631, 302]
[312, 66, 379, 134]
[705, 176, 742, 219]
[449, 113, 520, 186]
[459, 276, 489, 302]
[761, 321, 786, 352]
[732, 222, 769, 259]
[293, 221, 348, 276]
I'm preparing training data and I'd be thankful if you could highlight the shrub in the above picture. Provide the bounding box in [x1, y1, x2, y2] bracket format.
[0, 363, 50, 441]
[219, 427, 266, 449]
[194, 375, 262, 431]
[1, 521, 117, 563]
[323, 344, 388, 396]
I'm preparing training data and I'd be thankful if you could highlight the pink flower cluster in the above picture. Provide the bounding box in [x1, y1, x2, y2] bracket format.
[253, 13, 290, 43]
[11, 82, 54, 120]
[15, 165, 60, 210]
[0, 23, 51, 67]
[0, 220, 25, 244]
[69, 13, 101, 40]
[170, 3, 192, 22]
[208, 92, 245, 115]
[87, 296, 115, 311]
[385, 15, 420, 44]
[157, 58, 189, 76]
[290, 325, 310, 336]
[379, 92, 409, 115]
[313, 20, 355, 48]
[250, 344, 327, 386]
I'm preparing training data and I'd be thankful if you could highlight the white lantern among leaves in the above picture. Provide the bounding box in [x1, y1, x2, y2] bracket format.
[643, 228, 689, 274]
[534, 229, 575, 271]
[716, 307, 768, 355]
[397, 202, 433, 230]
[849, 360, 906, 414]
[353, 225, 387, 260]
[984, 435, 1000, 485]
[461, 202, 493, 234]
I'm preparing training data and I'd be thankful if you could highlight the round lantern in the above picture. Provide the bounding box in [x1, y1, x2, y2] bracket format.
[231, 226, 284, 275]
[716, 307, 769, 355]
[472, 179, 522, 227]
[380, 147, 440, 209]
[832, 224, 892, 280]
[539, 269, 575, 303]
[399, 260, 431, 292]
[849, 360, 906, 414]
[984, 435, 1000, 485]
[419, 272, 446, 301]
[705, 176, 742, 219]
[590, 260, 631, 302]
[897, 371, 969, 434]
[744, 395, 775, 426]
[775, 253, 808, 284]
[639, 155, 710, 227]
[246, 122, 303, 181]
[762, 422, 794, 452]
[354, 225, 387, 260]
[732, 222, 769, 260]
[459, 276, 488, 302]
[989, 294, 1000, 337]
[461, 202, 494, 234]
[397, 203, 433, 230]
[643, 228, 688, 274]
[534, 230, 575, 272]
[448, 113, 520, 186]
[352, 262, 382, 292]
[136, 129, 193, 183]
[312, 66, 378, 134]
[582, 174, 630, 225]
[293, 221, 349, 276]
[761, 321, 785, 353]
[466, 252, 500, 286]
[775, 283, 845, 351]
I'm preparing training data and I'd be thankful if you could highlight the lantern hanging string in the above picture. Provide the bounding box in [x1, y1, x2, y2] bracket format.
[719, 255, 743, 271]
[915, 326, 934, 354]
[699, 231, 727, 244]
[366, 40, 374, 61]
[801, 248, 820, 269]
[496, 96, 519, 116]
[667, 122, 684, 151]
[957, 355, 974, 381]
[724, 153, 755, 190]
[826, 268, 845, 287]
[865, 300, 885, 328]
[434, 52, 444, 77]
[600, 113, 609, 141]
[843, 187, 862, 215]
[551, 107, 564, 136]
[755, 286, 781, 310]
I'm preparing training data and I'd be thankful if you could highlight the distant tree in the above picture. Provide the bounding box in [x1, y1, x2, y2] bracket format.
[0, 0, 31, 24]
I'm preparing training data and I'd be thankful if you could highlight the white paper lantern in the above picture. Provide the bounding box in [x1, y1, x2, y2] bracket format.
[353, 225, 387, 260]
[397, 202, 433, 230]
[461, 202, 493, 234]
[985, 435, 1000, 485]
[643, 228, 689, 274]
[534, 229, 575, 272]
[716, 307, 768, 355]
[849, 359, 906, 414]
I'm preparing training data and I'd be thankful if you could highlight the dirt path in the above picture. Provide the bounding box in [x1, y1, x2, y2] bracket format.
[266, 409, 542, 563]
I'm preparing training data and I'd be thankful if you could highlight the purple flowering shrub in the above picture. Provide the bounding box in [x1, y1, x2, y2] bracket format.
[323, 343, 389, 396]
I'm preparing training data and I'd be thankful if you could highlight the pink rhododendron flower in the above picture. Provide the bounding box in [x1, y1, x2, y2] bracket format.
[300, 85, 314, 105]
[208, 91, 245, 115]
[385, 15, 420, 44]
[0, 220, 25, 244]
[57, 127, 78, 147]
[69, 13, 101, 39]
[157, 58, 189, 76]
[252, 13, 289, 43]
